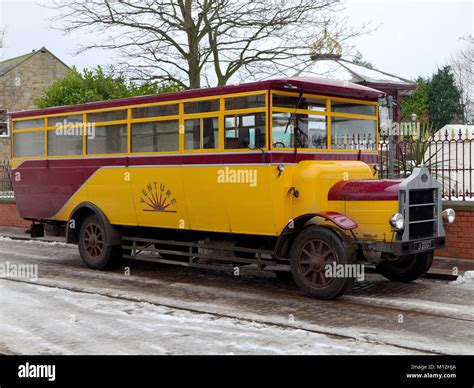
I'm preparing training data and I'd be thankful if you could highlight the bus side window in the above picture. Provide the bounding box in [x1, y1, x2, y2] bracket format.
[224, 113, 266, 149]
[87, 124, 127, 155]
[13, 131, 45, 157]
[131, 120, 179, 153]
[184, 117, 219, 150]
[202, 117, 218, 149]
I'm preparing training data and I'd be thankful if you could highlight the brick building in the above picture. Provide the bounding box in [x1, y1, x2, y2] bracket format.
[0, 47, 69, 159]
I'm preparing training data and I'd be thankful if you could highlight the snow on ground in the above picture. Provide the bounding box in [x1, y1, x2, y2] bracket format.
[451, 271, 474, 287]
[0, 236, 69, 247]
[0, 279, 418, 355]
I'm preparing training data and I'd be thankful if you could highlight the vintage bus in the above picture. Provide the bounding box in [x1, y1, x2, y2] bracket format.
[8, 77, 455, 299]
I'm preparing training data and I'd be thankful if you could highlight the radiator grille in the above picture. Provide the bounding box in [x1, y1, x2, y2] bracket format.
[408, 189, 436, 240]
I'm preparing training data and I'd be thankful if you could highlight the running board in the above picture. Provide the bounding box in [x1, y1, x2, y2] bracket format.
[122, 236, 288, 278]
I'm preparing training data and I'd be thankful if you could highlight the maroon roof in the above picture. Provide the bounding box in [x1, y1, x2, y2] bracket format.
[9, 76, 385, 119]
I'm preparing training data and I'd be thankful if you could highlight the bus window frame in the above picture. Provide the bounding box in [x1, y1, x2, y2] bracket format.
[11, 90, 270, 160]
[11, 116, 46, 159]
[12, 128, 46, 159]
[270, 90, 379, 154]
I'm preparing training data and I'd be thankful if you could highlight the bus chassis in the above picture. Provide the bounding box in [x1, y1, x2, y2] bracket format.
[122, 234, 286, 278]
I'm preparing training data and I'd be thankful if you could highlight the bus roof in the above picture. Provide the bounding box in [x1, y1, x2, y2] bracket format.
[10, 76, 385, 119]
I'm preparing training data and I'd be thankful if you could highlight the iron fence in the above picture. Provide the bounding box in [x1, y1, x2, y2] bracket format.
[0, 160, 14, 199]
[378, 128, 474, 201]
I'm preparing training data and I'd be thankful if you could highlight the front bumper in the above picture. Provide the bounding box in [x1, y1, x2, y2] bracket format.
[374, 236, 446, 256]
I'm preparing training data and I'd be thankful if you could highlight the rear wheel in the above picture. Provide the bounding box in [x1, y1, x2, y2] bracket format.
[376, 251, 433, 282]
[290, 226, 356, 300]
[78, 214, 123, 270]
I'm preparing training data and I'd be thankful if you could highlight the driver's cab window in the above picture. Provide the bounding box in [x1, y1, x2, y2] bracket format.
[271, 94, 328, 149]
[272, 113, 327, 149]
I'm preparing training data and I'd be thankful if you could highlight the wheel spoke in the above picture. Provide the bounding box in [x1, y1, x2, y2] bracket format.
[298, 237, 339, 290]
[322, 250, 333, 259]
[318, 272, 327, 285]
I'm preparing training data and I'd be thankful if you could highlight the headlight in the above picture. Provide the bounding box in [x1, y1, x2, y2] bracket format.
[442, 208, 456, 224]
[390, 213, 404, 230]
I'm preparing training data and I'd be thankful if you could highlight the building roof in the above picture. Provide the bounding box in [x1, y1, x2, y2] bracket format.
[0, 51, 36, 77]
[0, 47, 70, 77]
[10, 76, 385, 119]
[295, 58, 417, 92]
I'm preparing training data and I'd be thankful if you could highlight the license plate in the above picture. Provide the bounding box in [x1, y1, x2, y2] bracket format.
[413, 239, 435, 251]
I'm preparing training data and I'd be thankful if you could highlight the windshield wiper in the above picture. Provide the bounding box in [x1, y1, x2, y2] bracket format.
[283, 89, 304, 136]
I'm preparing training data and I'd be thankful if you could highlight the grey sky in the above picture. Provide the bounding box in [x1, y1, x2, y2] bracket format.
[0, 0, 472, 81]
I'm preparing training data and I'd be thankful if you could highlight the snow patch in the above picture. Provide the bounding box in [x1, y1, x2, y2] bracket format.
[0, 236, 69, 247]
[451, 271, 474, 286]
[0, 279, 419, 355]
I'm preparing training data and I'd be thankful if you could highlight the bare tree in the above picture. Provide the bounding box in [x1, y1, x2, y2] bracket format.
[449, 36, 473, 124]
[50, 0, 370, 89]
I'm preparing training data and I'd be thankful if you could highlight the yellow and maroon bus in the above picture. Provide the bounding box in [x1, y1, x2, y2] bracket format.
[8, 77, 455, 299]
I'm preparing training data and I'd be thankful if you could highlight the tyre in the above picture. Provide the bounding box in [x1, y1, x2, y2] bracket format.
[78, 214, 123, 270]
[376, 251, 433, 282]
[290, 226, 356, 300]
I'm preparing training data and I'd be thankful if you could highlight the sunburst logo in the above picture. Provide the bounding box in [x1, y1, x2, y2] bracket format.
[140, 182, 177, 213]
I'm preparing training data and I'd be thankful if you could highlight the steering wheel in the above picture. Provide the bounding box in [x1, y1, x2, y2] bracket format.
[273, 141, 286, 148]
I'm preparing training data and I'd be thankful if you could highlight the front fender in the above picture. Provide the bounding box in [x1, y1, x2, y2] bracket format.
[274, 212, 357, 258]
[66, 202, 122, 245]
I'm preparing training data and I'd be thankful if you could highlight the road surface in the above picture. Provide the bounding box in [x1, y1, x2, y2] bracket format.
[0, 237, 473, 355]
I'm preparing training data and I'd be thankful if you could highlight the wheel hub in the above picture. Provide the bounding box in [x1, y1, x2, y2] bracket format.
[310, 255, 325, 272]
[298, 238, 336, 288]
[84, 224, 104, 258]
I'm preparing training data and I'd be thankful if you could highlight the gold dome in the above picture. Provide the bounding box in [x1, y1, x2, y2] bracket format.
[310, 24, 342, 61]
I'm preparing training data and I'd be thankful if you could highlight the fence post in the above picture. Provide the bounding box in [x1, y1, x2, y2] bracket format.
[386, 96, 395, 179]
[0, 160, 14, 200]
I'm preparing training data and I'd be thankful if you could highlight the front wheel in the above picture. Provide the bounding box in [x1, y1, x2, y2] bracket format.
[290, 226, 356, 300]
[376, 251, 433, 282]
[78, 214, 123, 270]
